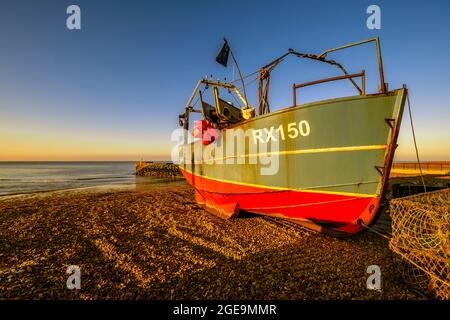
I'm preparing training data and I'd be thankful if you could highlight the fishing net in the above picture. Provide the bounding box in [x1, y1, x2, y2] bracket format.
[389, 188, 450, 299]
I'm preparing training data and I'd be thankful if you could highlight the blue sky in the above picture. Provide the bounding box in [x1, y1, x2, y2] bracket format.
[0, 0, 449, 160]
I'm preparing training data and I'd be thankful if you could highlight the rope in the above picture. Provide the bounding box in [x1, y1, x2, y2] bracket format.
[359, 221, 392, 240]
[406, 92, 427, 192]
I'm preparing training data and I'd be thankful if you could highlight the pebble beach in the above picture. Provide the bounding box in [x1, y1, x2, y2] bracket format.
[0, 184, 423, 300]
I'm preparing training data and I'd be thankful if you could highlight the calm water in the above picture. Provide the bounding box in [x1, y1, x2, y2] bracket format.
[0, 162, 185, 196]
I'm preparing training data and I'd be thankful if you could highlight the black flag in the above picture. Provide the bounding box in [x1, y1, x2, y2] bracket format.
[215, 38, 230, 67]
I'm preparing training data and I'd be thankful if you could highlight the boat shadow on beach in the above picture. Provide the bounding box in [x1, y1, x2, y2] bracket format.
[0, 186, 421, 300]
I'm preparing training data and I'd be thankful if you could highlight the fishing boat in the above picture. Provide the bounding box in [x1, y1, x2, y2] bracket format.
[176, 37, 406, 236]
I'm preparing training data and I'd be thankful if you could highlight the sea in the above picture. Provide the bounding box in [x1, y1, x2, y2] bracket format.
[0, 161, 184, 196]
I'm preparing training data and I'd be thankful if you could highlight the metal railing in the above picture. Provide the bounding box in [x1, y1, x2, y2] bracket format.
[292, 70, 366, 106]
[392, 162, 450, 174]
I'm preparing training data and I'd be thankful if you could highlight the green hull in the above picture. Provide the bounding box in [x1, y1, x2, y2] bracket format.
[180, 88, 406, 197]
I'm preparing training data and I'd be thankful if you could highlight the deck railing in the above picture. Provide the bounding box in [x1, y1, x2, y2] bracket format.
[292, 71, 365, 106]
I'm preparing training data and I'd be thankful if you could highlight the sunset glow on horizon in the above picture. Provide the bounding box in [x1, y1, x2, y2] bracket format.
[1, 1, 449, 161]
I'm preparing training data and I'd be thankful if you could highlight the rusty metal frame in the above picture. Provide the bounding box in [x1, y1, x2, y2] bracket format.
[317, 37, 386, 93]
[179, 79, 247, 133]
[292, 71, 365, 106]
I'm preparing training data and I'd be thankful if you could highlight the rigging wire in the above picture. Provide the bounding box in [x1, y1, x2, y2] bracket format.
[230, 70, 260, 84]
[406, 92, 427, 192]
[236, 75, 260, 92]
[228, 89, 243, 107]
[191, 86, 209, 108]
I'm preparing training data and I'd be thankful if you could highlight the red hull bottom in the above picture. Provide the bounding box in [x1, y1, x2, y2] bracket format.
[180, 168, 380, 236]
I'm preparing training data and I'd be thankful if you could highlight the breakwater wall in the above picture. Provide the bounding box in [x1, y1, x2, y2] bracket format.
[135, 161, 182, 177]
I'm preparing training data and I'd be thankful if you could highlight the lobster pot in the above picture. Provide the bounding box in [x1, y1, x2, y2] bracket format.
[389, 189, 450, 299]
